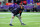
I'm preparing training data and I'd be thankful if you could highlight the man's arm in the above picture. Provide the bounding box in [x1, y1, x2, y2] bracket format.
[9, 7, 14, 12]
[20, 12, 22, 16]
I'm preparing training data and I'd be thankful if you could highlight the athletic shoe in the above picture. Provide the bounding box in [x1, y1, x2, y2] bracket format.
[21, 23, 26, 25]
[9, 24, 13, 26]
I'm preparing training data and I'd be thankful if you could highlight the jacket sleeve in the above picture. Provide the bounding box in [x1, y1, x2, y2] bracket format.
[20, 12, 22, 16]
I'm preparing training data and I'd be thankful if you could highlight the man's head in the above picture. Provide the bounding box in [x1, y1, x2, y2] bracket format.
[21, 6, 24, 9]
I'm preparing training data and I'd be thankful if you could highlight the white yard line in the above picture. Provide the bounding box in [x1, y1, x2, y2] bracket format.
[0, 21, 40, 24]
[0, 17, 6, 18]
[0, 21, 40, 22]
[0, 13, 40, 14]
[0, 23, 40, 24]
[0, 13, 11, 14]
[0, 16, 40, 18]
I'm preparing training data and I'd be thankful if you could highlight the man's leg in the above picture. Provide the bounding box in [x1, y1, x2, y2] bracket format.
[9, 13, 15, 26]
[16, 15, 26, 25]
[9, 16, 14, 26]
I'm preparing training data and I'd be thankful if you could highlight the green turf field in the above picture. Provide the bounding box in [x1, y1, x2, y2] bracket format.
[0, 12, 40, 27]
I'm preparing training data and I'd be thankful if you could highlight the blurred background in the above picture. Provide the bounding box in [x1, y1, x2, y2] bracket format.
[0, 0, 40, 27]
[0, 0, 40, 12]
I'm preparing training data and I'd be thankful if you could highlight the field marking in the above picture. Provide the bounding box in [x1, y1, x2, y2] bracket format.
[0, 23, 40, 24]
[0, 13, 40, 14]
[0, 17, 6, 18]
[0, 21, 40, 24]
[0, 16, 40, 19]
[0, 21, 40, 22]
